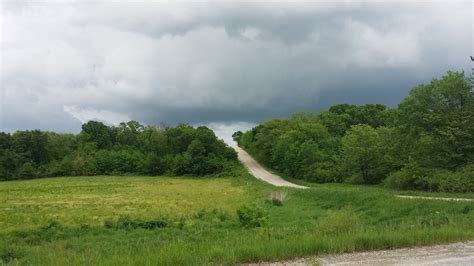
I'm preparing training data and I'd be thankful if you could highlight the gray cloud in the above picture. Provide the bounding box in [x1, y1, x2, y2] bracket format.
[1, 0, 472, 134]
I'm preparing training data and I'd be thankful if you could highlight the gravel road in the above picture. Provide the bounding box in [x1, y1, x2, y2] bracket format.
[396, 195, 474, 202]
[253, 241, 474, 265]
[235, 146, 307, 189]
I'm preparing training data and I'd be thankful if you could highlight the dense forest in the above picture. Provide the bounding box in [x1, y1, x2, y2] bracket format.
[234, 71, 474, 192]
[0, 122, 237, 181]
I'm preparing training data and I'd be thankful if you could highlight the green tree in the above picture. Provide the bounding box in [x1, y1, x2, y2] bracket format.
[395, 71, 474, 169]
[12, 130, 49, 164]
[341, 125, 387, 184]
[80, 121, 113, 149]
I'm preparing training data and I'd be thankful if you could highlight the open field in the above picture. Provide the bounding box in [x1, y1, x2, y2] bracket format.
[1, 174, 256, 233]
[1, 167, 474, 265]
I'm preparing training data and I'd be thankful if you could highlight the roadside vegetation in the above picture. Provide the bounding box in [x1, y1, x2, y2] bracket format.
[1, 168, 473, 265]
[235, 71, 473, 192]
[0, 122, 237, 181]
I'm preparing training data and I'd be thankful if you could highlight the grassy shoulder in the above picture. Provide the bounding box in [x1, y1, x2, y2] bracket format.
[1, 166, 474, 265]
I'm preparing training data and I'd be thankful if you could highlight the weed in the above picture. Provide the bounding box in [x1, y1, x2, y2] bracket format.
[237, 205, 267, 228]
[0, 245, 24, 264]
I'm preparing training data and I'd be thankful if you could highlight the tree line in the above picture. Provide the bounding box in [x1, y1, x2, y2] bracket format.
[234, 71, 474, 192]
[0, 122, 237, 181]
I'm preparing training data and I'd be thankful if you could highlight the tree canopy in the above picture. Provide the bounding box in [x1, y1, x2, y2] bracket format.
[0, 122, 236, 181]
[237, 71, 473, 192]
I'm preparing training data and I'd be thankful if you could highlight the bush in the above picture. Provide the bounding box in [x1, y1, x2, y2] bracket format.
[115, 215, 137, 230]
[385, 163, 474, 193]
[108, 215, 169, 230]
[236, 205, 267, 228]
[172, 153, 191, 175]
[383, 161, 432, 190]
[430, 165, 474, 193]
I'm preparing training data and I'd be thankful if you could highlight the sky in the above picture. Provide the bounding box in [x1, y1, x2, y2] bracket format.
[1, 0, 472, 143]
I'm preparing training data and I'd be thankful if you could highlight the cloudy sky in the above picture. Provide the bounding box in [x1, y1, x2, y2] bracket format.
[1, 0, 472, 141]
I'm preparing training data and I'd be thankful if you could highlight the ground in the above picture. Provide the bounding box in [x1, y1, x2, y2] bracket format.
[1, 166, 474, 265]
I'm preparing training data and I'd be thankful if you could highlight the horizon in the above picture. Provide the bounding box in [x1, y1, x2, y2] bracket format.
[1, 0, 472, 137]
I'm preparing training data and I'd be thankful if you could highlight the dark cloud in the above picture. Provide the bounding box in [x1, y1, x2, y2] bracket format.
[1, 0, 472, 138]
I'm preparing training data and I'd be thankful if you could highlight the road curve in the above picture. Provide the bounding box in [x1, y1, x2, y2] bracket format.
[235, 146, 307, 189]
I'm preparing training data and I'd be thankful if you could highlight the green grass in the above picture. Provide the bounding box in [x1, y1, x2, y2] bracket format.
[1, 166, 474, 265]
[0, 174, 257, 233]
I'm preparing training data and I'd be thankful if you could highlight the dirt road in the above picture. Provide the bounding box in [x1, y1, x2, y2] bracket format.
[396, 195, 474, 202]
[235, 146, 307, 189]
[261, 241, 474, 265]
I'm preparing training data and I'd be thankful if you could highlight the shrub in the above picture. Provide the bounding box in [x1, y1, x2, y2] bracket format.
[386, 163, 474, 193]
[430, 165, 474, 193]
[108, 215, 169, 230]
[140, 218, 168, 229]
[172, 153, 191, 175]
[115, 215, 138, 230]
[383, 161, 432, 190]
[236, 205, 267, 228]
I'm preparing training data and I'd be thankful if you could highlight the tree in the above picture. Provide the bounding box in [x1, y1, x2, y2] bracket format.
[116, 121, 145, 147]
[80, 121, 113, 149]
[395, 71, 474, 169]
[232, 131, 243, 144]
[164, 124, 195, 154]
[142, 153, 165, 176]
[341, 125, 387, 184]
[12, 130, 49, 164]
[17, 162, 38, 179]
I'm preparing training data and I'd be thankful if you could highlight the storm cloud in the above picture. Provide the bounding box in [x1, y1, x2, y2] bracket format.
[1, 0, 472, 136]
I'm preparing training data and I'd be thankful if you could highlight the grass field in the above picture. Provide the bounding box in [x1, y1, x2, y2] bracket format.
[1, 174, 257, 233]
[1, 166, 474, 265]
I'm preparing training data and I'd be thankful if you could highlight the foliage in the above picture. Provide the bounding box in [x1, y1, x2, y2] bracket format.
[113, 215, 169, 230]
[0, 122, 236, 180]
[238, 71, 473, 192]
[341, 125, 395, 184]
[237, 204, 267, 228]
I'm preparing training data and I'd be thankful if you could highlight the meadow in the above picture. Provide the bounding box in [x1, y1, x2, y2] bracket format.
[1, 166, 474, 265]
